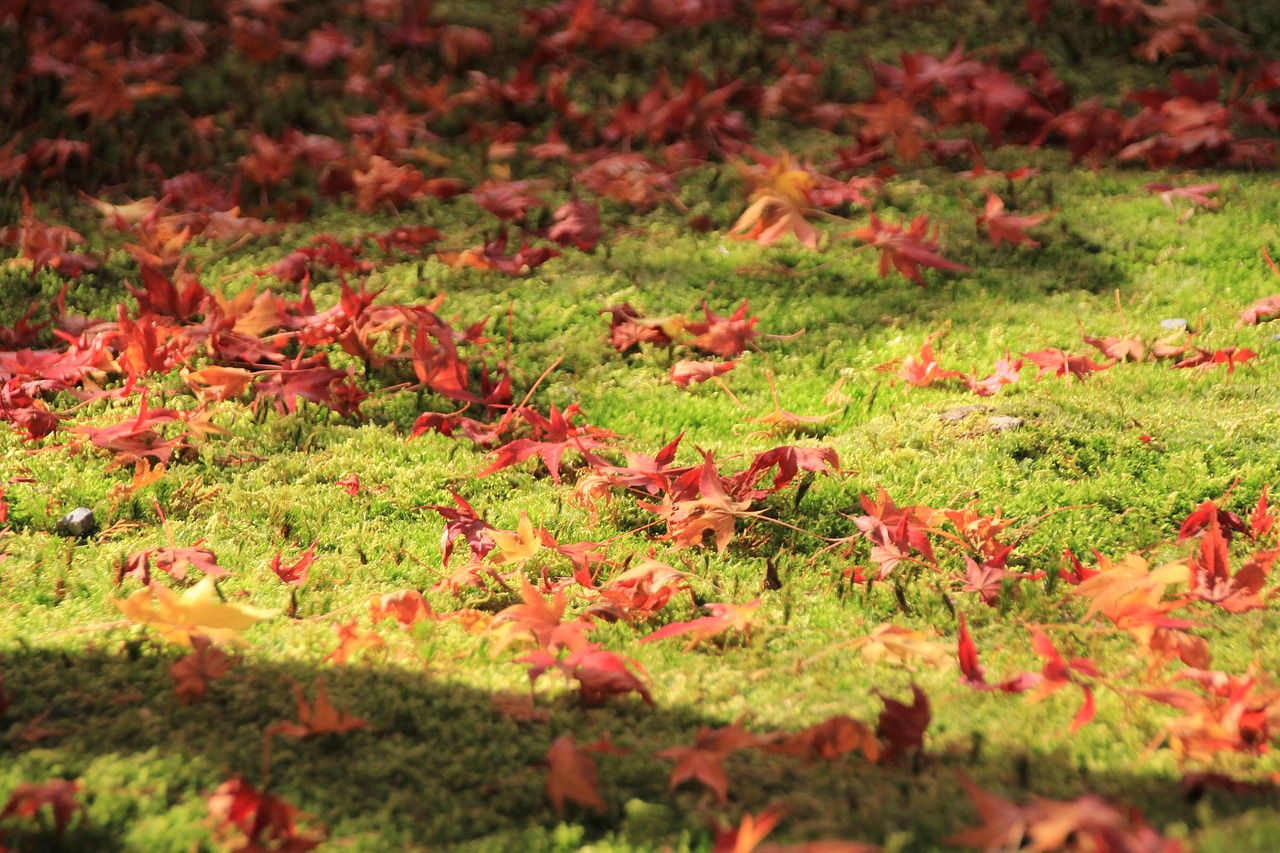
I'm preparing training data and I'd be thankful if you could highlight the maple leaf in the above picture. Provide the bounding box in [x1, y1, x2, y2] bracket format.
[1237, 294, 1280, 327]
[728, 155, 820, 249]
[1137, 0, 1218, 62]
[977, 191, 1054, 248]
[481, 403, 617, 484]
[1145, 181, 1221, 209]
[544, 734, 612, 814]
[169, 634, 240, 704]
[270, 539, 318, 587]
[852, 622, 953, 669]
[964, 351, 1023, 396]
[1142, 667, 1280, 759]
[671, 359, 737, 387]
[181, 365, 253, 403]
[0, 779, 83, 836]
[444, 229, 560, 275]
[1177, 498, 1248, 543]
[1186, 513, 1273, 612]
[1252, 486, 1275, 542]
[656, 722, 764, 805]
[1023, 348, 1112, 380]
[895, 335, 963, 387]
[1028, 631, 1102, 732]
[585, 556, 689, 623]
[266, 678, 369, 742]
[368, 590, 434, 627]
[641, 599, 761, 650]
[847, 214, 969, 286]
[489, 578, 594, 656]
[1083, 333, 1146, 363]
[957, 613, 1041, 693]
[655, 453, 760, 554]
[207, 776, 325, 852]
[423, 492, 496, 566]
[769, 715, 881, 764]
[852, 96, 934, 163]
[1172, 346, 1257, 373]
[351, 156, 429, 212]
[875, 684, 930, 762]
[489, 512, 552, 566]
[947, 772, 1183, 853]
[548, 198, 603, 250]
[735, 444, 841, 497]
[121, 545, 229, 585]
[471, 179, 550, 221]
[113, 577, 279, 646]
[324, 619, 386, 665]
[685, 300, 762, 358]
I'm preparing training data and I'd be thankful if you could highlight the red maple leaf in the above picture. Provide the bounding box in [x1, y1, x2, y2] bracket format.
[847, 214, 969, 286]
[977, 191, 1054, 248]
[957, 613, 1041, 693]
[640, 599, 761, 650]
[1, 779, 83, 836]
[481, 403, 618, 484]
[1177, 498, 1248, 543]
[169, 634, 240, 704]
[1172, 346, 1257, 373]
[121, 545, 228, 585]
[471, 179, 550, 221]
[671, 359, 737, 387]
[446, 229, 560, 275]
[655, 454, 759, 554]
[769, 715, 881, 763]
[423, 491, 497, 566]
[127, 264, 208, 321]
[875, 684, 930, 762]
[207, 776, 325, 852]
[1186, 513, 1273, 612]
[368, 590, 434, 627]
[896, 336, 963, 387]
[548, 198, 602, 250]
[270, 539, 318, 587]
[684, 300, 761, 358]
[1023, 347, 1112, 380]
[1028, 631, 1102, 732]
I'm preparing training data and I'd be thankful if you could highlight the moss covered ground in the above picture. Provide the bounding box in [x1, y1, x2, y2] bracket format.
[3, 0, 1280, 850]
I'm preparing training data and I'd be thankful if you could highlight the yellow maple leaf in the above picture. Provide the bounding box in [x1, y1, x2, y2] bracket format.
[852, 623, 952, 669]
[489, 512, 546, 565]
[113, 577, 279, 646]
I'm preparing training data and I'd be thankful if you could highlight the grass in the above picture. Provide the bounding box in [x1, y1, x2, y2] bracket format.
[4, 0, 1280, 850]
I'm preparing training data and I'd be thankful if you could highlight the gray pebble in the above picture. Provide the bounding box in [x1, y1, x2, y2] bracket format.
[55, 508, 97, 538]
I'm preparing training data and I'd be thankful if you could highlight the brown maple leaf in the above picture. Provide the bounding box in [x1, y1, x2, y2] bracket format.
[169, 634, 240, 704]
[544, 733, 627, 814]
[656, 722, 765, 805]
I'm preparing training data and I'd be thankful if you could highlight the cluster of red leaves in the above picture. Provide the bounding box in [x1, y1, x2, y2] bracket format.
[548, 694, 923, 816]
[948, 772, 1188, 853]
[207, 777, 325, 852]
[881, 311, 1260, 401]
[0, 780, 83, 842]
[0, 267, 507, 460]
